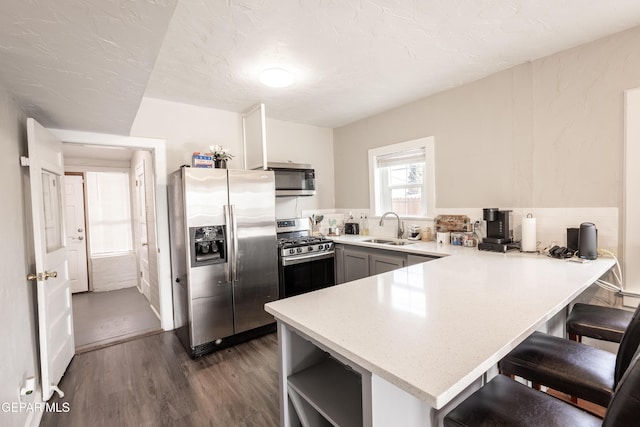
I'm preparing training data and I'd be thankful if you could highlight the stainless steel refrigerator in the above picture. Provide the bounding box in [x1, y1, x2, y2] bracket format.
[168, 167, 278, 357]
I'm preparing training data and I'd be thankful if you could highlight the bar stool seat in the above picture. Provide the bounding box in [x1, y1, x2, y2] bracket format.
[443, 375, 601, 427]
[498, 303, 640, 408]
[499, 331, 616, 407]
[445, 348, 640, 427]
[567, 303, 633, 343]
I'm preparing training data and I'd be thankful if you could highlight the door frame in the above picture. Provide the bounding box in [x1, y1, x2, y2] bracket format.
[49, 129, 173, 330]
[624, 88, 640, 306]
[134, 159, 151, 299]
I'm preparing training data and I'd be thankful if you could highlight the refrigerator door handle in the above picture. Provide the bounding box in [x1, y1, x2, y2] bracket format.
[231, 204, 239, 282]
[224, 204, 232, 283]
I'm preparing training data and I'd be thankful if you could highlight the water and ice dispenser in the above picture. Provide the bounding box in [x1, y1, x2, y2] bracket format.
[189, 226, 226, 267]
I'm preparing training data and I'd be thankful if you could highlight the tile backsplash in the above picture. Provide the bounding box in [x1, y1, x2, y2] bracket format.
[301, 207, 619, 254]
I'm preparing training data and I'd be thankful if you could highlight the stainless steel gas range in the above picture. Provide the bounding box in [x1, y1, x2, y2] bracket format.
[276, 218, 335, 298]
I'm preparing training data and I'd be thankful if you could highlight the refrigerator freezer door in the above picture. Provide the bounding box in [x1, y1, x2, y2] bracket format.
[228, 169, 278, 333]
[183, 168, 234, 346]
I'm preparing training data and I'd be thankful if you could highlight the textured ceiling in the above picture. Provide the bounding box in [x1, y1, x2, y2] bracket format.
[2, 1, 640, 134]
[145, 0, 640, 128]
[0, 0, 177, 134]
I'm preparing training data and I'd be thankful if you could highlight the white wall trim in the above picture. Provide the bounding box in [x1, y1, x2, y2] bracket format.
[368, 136, 436, 219]
[48, 129, 174, 330]
[623, 88, 640, 304]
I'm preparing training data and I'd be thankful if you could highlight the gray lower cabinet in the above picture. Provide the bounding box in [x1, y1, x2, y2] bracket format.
[336, 244, 438, 284]
[342, 246, 370, 283]
[369, 252, 405, 275]
[406, 254, 439, 266]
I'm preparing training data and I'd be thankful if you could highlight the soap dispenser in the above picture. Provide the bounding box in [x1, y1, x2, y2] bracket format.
[361, 215, 369, 236]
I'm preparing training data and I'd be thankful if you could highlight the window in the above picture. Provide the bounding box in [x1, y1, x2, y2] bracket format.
[86, 172, 133, 254]
[368, 137, 435, 218]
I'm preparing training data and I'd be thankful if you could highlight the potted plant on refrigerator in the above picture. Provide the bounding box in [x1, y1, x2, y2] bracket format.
[209, 145, 234, 169]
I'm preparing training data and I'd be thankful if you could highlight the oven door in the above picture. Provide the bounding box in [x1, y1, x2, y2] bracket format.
[280, 251, 335, 298]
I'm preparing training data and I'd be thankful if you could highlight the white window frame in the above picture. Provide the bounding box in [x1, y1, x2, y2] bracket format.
[368, 136, 436, 219]
[85, 171, 134, 255]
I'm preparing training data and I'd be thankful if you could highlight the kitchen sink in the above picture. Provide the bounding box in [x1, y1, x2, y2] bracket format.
[363, 239, 395, 244]
[362, 239, 414, 246]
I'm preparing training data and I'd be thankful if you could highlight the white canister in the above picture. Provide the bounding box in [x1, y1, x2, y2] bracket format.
[436, 231, 451, 245]
[521, 214, 537, 252]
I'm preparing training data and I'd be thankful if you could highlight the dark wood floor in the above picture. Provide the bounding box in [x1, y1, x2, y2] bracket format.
[40, 332, 280, 427]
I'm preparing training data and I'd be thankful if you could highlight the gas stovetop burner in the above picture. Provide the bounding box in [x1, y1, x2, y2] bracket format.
[278, 235, 334, 257]
[278, 236, 332, 248]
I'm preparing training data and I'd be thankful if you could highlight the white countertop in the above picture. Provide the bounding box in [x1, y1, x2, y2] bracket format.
[265, 240, 615, 409]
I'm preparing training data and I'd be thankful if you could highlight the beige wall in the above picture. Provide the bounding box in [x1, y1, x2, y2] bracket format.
[0, 86, 41, 425]
[130, 98, 335, 217]
[131, 97, 244, 173]
[334, 25, 640, 210]
[267, 118, 335, 217]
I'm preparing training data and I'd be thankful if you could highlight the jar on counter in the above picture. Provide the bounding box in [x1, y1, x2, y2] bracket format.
[451, 232, 465, 246]
[463, 231, 477, 247]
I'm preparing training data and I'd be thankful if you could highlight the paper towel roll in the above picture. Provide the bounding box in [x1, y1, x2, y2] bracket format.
[521, 214, 537, 252]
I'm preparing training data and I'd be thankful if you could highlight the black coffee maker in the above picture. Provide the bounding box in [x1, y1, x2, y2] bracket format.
[478, 208, 514, 253]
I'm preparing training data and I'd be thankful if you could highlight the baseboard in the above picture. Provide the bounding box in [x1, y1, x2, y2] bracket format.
[150, 303, 161, 321]
[24, 390, 44, 427]
[623, 294, 640, 308]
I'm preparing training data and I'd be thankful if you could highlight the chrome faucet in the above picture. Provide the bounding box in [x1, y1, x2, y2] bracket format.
[379, 212, 404, 239]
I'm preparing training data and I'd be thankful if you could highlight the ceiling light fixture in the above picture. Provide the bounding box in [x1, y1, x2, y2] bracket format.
[259, 67, 293, 88]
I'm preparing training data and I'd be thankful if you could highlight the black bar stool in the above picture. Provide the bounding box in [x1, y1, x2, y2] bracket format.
[567, 303, 633, 342]
[497, 303, 640, 407]
[444, 347, 640, 426]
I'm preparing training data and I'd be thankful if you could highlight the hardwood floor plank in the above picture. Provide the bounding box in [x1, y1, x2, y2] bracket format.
[40, 332, 279, 427]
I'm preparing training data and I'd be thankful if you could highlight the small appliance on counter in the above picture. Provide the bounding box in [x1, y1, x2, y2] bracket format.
[408, 225, 422, 240]
[578, 222, 598, 260]
[478, 208, 518, 253]
[344, 222, 359, 235]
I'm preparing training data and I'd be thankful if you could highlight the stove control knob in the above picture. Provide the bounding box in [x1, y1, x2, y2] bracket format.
[289, 249, 295, 255]
[318, 244, 323, 251]
[296, 248, 302, 253]
[307, 246, 313, 252]
[325, 244, 331, 250]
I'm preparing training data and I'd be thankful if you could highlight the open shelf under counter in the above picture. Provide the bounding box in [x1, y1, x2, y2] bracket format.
[288, 355, 363, 427]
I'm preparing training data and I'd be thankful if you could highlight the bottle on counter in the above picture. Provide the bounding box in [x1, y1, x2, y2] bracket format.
[361, 215, 369, 236]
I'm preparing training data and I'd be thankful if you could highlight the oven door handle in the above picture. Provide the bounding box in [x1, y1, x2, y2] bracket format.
[282, 251, 334, 266]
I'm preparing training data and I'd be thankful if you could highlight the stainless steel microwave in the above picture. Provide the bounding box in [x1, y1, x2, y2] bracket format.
[266, 162, 316, 197]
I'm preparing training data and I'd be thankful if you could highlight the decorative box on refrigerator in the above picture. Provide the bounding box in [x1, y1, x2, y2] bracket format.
[168, 167, 278, 357]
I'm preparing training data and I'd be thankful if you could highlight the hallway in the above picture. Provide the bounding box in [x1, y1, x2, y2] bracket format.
[73, 287, 161, 353]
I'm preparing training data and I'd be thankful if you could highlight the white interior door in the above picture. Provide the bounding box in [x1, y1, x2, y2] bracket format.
[136, 161, 151, 300]
[64, 175, 89, 293]
[27, 118, 74, 401]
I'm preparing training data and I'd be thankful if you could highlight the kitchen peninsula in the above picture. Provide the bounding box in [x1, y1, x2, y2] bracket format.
[265, 243, 616, 426]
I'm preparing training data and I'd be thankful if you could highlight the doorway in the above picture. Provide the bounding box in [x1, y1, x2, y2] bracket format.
[62, 144, 161, 352]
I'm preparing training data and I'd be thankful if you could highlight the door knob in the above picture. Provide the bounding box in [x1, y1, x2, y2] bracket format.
[142, 242, 148, 246]
[26, 270, 58, 281]
[43, 271, 58, 280]
[77, 228, 83, 232]
[78, 236, 84, 240]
